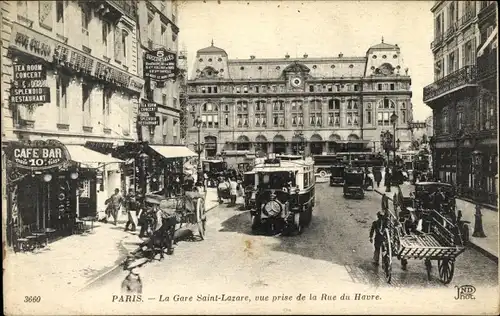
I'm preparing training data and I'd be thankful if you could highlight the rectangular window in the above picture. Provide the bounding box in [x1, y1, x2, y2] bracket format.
[236, 87, 240, 93]
[82, 82, 91, 127]
[102, 87, 111, 127]
[354, 84, 359, 91]
[56, 1, 64, 23]
[39, 1, 54, 29]
[56, 76, 68, 125]
[366, 111, 372, 124]
[224, 114, 229, 126]
[162, 94, 167, 105]
[378, 83, 383, 91]
[309, 85, 314, 92]
[255, 86, 260, 93]
[160, 24, 167, 47]
[122, 30, 128, 64]
[328, 85, 333, 92]
[457, 111, 463, 130]
[390, 83, 395, 90]
[207, 87, 212, 93]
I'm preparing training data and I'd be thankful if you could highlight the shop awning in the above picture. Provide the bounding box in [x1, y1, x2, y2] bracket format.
[66, 145, 124, 169]
[150, 145, 197, 159]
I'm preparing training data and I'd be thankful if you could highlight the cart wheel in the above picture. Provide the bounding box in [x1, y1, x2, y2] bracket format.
[196, 199, 206, 240]
[382, 229, 392, 283]
[438, 259, 454, 284]
[425, 259, 432, 281]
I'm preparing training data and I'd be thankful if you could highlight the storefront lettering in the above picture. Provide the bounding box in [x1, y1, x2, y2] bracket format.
[14, 32, 52, 59]
[5, 140, 70, 171]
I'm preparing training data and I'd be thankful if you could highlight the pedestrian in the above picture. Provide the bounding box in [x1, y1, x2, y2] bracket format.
[125, 189, 139, 232]
[384, 167, 392, 193]
[106, 188, 123, 225]
[369, 212, 386, 266]
[374, 167, 382, 188]
[229, 177, 239, 205]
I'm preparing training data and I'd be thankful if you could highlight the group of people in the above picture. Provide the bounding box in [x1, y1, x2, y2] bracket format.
[103, 188, 148, 237]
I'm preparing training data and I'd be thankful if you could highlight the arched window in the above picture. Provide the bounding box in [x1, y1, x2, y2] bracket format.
[255, 100, 267, 127]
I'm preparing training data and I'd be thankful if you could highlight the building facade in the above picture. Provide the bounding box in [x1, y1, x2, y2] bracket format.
[136, 0, 180, 145]
[423, 0, 497, 206]
[1, 0, 144, 244]
[186, 40, 414, 158]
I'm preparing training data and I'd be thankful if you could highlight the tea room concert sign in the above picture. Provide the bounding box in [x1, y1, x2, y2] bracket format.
[10, 63, 51, 104]
[4, 140, 71, 171]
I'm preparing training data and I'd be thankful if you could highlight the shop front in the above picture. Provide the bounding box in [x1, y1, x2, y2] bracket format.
[4, 140, 77, 248]
[272, 135, 287, 154]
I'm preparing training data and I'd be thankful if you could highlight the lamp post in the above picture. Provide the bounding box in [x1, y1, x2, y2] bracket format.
[194, 116, 205, 181]
[390, 111, 399, 163]
[471, 149, 486, 237]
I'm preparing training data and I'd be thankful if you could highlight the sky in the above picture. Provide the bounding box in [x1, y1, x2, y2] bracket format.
[177, 0, 434, 121]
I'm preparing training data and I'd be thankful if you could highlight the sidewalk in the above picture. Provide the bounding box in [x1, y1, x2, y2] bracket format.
[373, 179, 498, 260]
[4, 188, 220, 294]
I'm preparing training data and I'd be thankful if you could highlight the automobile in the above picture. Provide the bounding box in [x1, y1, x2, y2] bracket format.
[329, 165, 345, 186]
[250, 157, 315, 235]
[202, 159, 227, 187]
[343, 169, 365, 199]
[242, 170, 256, 210]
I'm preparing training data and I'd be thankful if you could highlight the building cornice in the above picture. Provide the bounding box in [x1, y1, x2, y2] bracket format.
[187, 91, 412, 99]
[187, 76, 411, 85]
[228, 57, 367, 64]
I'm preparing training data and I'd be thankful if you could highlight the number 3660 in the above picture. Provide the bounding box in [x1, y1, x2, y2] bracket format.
[24, 296, 41, 303]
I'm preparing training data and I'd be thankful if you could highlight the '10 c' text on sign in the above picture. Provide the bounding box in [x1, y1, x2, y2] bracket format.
[4, 140, 71, 171]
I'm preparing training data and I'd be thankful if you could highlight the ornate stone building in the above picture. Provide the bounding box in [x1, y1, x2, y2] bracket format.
[186, 40, 414, 157]
[423, 0, 497, 206]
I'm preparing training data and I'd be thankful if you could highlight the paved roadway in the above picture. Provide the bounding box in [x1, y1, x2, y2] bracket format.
[87, 182, 497, 295]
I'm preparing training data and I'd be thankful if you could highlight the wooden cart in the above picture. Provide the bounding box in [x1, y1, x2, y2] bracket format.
[381, 196, 465, 284]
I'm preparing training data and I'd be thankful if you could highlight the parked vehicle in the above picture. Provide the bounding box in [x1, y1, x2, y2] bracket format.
[250, 157, 315, 235]
[343, 169, 365, 199]
[329, 165, 345, 186]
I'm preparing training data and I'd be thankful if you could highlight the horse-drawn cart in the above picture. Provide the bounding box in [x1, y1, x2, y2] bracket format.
[380, 187, 466, 284]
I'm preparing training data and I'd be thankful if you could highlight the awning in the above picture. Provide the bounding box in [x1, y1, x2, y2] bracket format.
[478, 25, 498, 57]
[66, 145, 124, 169]
[150, 145, 197, 159]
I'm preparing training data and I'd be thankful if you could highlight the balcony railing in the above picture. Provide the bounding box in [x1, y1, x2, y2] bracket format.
[459, 9, 476, 27]
[444, 22, 458, 40]
[106, 0, 136, 20]
[423, 65, 477, 102]
[477, 48, 497, 80]
[431, 34, 444, 50]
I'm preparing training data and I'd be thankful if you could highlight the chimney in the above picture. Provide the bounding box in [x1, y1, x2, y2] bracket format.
[303, 53, 308, 58]
[285, 53, 290, 59]
[250, 55, 255, 60]
[338, 53, 343, 58]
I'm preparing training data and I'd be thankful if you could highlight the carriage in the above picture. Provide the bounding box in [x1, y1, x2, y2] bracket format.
[329, 165, 345, 186]
[141, 192, 207, 255]
[379, 183, 466, 284]
[343, 169, 365, 198]
[202, 159, 227, 187]
[250, 157, 315, 235]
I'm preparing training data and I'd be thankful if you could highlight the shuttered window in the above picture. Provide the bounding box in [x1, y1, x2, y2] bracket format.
[39, 1, 53, 29]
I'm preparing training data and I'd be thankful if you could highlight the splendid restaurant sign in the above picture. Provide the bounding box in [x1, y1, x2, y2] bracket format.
[4, 140, 71, 171]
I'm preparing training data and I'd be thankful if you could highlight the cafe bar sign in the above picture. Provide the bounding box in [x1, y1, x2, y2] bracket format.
[9, 22, 144, 94]
[4, 139, 71, 171]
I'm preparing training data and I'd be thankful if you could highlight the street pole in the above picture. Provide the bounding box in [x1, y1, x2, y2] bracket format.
[393, 122, 396, 164]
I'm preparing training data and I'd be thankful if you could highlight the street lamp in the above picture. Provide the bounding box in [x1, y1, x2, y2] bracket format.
[390, 111, 399, 163]
[194, 116, 205, 180]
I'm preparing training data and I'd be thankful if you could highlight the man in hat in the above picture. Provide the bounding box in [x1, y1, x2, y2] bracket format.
[124, 188, 139, 232]
[106, 188, 123, 225]
[369, 212, 386, 266]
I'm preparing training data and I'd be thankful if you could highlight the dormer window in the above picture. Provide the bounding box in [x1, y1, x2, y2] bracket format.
[208, 58, 213, 62]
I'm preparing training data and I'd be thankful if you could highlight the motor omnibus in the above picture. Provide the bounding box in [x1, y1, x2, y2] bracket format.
[313, 152, 384, 178]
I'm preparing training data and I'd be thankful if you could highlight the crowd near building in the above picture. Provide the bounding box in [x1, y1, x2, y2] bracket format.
[423, 0, 498, 206]
[1, 0, 193, 249]
[186, 40, 415, 157]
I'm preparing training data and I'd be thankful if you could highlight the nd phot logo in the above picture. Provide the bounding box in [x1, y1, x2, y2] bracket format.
[454, 285, 476, 300]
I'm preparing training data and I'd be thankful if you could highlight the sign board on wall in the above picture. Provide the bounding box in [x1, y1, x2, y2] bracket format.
[138, 116, 160, 126]
[10, 63, 51, 104]
[143, 49, 177, 85]
[4, 139, 71, 170]
[408, 122, 427, 129]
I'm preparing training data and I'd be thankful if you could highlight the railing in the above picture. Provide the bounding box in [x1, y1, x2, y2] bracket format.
[431, 34, 444, 50]
[459, 9, 475, 27]
[444, 22, 458, 40]
[106, 0, 136, 20]
[477, 48, 497, 80]
[423, 65, 477, 102]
